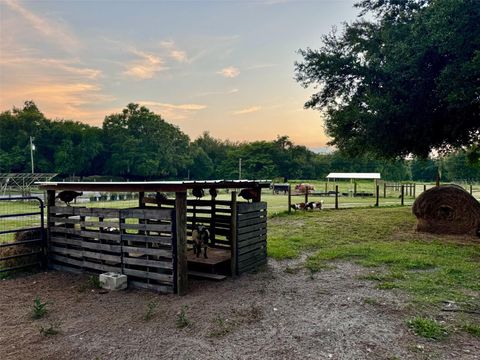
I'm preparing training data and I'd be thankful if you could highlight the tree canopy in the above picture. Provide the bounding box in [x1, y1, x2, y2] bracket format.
[0, 101, 478, 182]
[295, 0, 480, 159]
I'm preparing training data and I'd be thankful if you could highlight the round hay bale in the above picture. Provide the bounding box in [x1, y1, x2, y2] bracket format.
[412, 185, 480, 237]
[0, 229, 43, 269]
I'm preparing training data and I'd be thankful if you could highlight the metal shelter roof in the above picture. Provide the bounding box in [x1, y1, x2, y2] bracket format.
[37, 179, 271, 192]
[326, 173, 381, 180]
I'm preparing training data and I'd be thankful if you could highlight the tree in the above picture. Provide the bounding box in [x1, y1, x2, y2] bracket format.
[102, 103, 191, 178]
[295, 0, 480, 159]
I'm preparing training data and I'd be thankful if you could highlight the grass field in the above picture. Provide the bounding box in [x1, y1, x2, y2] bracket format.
[269, 206, 480, 338]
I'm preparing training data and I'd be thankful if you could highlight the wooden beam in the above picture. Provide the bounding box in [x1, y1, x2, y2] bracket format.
[46, 190, 55, 269]
[288, 185, 291, 214]
[230, 191, 238, 277]
[175, 191, 188, 295]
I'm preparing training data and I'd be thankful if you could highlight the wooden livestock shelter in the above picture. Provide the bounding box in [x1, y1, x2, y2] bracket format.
[38, 180, 270, 295]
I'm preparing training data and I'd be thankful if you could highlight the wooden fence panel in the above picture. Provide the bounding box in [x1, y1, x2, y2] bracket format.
[236, 202, 267, 274]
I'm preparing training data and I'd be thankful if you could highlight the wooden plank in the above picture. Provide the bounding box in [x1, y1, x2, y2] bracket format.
[238, 242, 266, 256]
[82, 260, 121, 273]
[230, 191, 237, 277]
[123, 268, 173, 283]
[187, 271, 226, 281]
[129, 280, 174, 294]
[50, 263, 83, 274]
[238, 259, 267, 274]
[51, 255, 121, 273]
[238, 222, 267, 235]
[123, 246, 172, 258]
[49, 206, 74, 215]
[51, 254, 83, 267]
[51, 237, 122, 252]
[50, 246, 121, 262]
[50, 217, 119, 228]
[238, 216, 267, 228]
[77, 208, 120, 218]
[120, 208, 173, 220]
[120, 222, 172, 232]
[175, 191, 188, 296]
[237, 202, 267, 213]
[238, 250, 267, 266]
[50, 227, 121, 241]
[121, 234, 172, 246]
[238, 234, 267, 248]
[123, 257, 173, 270]
[237, 228, 267, 241]
[237, 211, 267, 221]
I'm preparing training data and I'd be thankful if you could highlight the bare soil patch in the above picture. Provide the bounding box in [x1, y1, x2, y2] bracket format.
[1, 260, 478, 360]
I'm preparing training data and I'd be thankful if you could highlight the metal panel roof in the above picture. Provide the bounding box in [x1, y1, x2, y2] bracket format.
[326, 173, 381, 180]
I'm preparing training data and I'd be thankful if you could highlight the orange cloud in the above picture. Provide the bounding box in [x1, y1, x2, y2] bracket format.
[232, 106, 262, 115]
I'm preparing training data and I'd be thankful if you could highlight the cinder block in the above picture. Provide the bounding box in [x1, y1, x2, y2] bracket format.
[99, 272, 127, 290]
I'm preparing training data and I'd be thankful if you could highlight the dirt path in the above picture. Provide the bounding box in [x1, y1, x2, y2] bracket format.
[1, 259, 478, 360]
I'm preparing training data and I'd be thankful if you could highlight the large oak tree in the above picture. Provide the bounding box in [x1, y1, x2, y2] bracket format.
[295, 0, 480, 159]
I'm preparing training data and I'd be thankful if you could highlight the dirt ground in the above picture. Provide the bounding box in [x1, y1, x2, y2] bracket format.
[1, 259, 479, 360]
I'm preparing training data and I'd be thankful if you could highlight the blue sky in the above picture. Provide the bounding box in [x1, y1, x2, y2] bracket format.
[0, 0, 359, 148]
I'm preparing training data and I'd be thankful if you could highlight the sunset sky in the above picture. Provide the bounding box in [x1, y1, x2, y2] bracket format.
[0, 0, 358, 149]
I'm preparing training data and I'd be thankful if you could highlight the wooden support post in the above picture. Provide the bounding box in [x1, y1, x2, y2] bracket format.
[413, 184, 416, 198]
[175, 191, 188, 296]
[401, 185, 404, 206]
[375, 185, 379, 207]
[210, 194, 216, 246]
[46, 190, 55, 269]
[304, 187, 309, 204]
[230, 191, 237, 277]
[354, 182, 357, 196]
[335, 185, 339, 209]
[325, 182, 327, 193]
[138, 192, 145, 208]
[384, 182, 387, 198]
[288, 185, 292, 214]
[470, 184, 473, 195]
[424, 184, 427, 192]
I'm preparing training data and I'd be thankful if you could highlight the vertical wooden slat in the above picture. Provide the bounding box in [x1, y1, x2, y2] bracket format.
[175, 191, 188, 296]
[375, 185, 379, 207]
[230, 191, 237, 277]
[46, 190, 56, 269]
[304, 187, 308, 204]
[401, 185, 405, 206]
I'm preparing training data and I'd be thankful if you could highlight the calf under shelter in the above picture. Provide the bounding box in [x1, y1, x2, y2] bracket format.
[38, 180, 270, 295]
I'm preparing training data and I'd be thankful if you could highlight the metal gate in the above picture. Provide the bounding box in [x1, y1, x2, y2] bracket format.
[0, 196, 46, 274]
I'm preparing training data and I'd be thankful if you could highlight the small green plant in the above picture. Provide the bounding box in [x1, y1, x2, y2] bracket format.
[32, 296, 48, 319]
[208, 316, 232, 337]
[176, 305, 190, 329]
[88, 275, 102, 289]
[462, 322, 480, 337]
[39, 322, 61, 336]
[144, 301, 158, 321]
[407, 317, 447, 339]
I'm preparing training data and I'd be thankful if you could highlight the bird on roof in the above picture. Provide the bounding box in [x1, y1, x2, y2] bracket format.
[209, 188, 218, 199]
[56, 191, 83, 206]
[192, 187, 205, 199]
[238, 188, 259, 203]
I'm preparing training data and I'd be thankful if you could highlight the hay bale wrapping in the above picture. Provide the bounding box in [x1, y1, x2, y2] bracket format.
[412, 185, 480, 237]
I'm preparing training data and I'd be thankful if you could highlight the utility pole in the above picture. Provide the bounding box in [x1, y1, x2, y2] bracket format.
[30, 136, 35, 174]
[238, 158, 242, 180]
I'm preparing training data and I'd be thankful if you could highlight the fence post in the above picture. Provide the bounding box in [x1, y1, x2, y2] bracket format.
[354, 182, 357, 196]
[335, 185, 339, 209]
[46, 190, 56, 269]
[384, 182, 387, 198]
[305, 187, 309, 204]
[470, 184, 473, 195]
[175, 191, 188, 296]
[413, 184, 416, 198]
[401, 185, 404, 206]
[230, 191, 237, 277]
[375, 185, 379, 207]
[424, 184, 427, 192]
[288, 185, 291, 213]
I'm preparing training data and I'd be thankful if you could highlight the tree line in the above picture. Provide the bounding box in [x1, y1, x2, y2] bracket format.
[0, 101, 478, 182]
